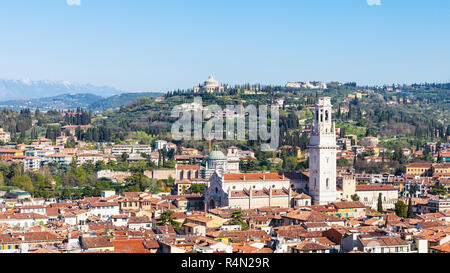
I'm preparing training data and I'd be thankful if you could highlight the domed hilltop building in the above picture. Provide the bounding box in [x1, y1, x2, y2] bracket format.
[193, 75, 225, 93]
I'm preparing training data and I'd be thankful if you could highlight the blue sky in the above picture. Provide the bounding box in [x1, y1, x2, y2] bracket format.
[0, 0, 449, 92]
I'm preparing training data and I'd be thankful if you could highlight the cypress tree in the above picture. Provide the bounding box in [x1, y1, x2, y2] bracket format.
[377, 193, 383, 212]
[407, 198, 414, 218]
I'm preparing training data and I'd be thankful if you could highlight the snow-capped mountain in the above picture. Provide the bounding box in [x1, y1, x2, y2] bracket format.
[0, 78, 122, 101]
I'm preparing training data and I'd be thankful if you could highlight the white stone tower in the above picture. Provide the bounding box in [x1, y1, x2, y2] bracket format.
[308, 97, 337, 205]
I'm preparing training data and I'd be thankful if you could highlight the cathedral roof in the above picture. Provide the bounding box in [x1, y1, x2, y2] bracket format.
[222, 173, 286, 181]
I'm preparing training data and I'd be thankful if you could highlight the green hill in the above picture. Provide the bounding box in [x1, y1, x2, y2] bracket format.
[88, 92, 165, 111]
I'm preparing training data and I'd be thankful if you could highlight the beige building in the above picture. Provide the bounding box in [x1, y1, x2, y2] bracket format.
[55, 136, 69, 146]
[175, 164, 200, 181]
[355, 184, 398, 210]
[337, 175, 356, 201]
[205, 172, 299, 209]
[0, 128, 11, 143]
[76, 153, 105, 166]
[144, 169, 176, 180]
[361, 136, 379, 147]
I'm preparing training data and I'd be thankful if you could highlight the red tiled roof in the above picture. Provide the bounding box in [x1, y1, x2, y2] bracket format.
[405, 163, 433, 168]
[113, 238, 154, 253]
[223, 173, 286, 181]
[332, 201, 366, 209]
[176, 164, 200, 170]
[356, 185, 397, 191]
[82, 236, 113, 249]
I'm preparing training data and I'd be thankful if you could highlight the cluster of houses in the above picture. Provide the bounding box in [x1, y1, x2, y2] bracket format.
[0, 137, 179, 172]
[1, 188, 449, 253]
[0, 108, 448, 254]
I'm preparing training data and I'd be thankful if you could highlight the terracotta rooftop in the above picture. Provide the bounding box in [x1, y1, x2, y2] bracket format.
[223, 173, 287, 181]
[356, 184, 397, 191]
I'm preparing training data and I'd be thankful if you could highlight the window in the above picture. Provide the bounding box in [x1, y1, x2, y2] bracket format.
[326, 178, 329, 189]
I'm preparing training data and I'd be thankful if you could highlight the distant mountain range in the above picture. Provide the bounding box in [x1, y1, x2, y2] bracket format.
[0, 79, 165, 111]
[0, 79, 122, 101]
[0, 93, 104, 110]
[0, 92, 165, 111]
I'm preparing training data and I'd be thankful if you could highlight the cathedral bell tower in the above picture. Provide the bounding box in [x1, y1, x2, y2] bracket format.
[308, 97, 337, 205]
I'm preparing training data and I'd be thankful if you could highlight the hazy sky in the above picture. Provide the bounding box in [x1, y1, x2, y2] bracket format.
[0, 0, 449, 92]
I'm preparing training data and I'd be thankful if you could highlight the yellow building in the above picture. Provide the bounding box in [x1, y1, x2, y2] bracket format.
[176, 180, 192, 195]
[328, 201, 367, 218]
[405, 163, 433, 176]
[184, 214, 225, 229]
[0, 237, 21, 252]
[180, 147, 200, 156]
[5, 200, 17, 210]
[433, 163, 450, 175]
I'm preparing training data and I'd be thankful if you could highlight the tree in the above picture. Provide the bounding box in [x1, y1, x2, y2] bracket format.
[0, 172, 4, 187]
[394, 166, 406, 176]
[282, 156, 298, 172]
[430, 184, 447, 196]
[120, 152, 128, 163]
[11, 175, 34, 193]
[157, 210, 181, 229]
[395, 201, 407, 218]
[407, 198, 414, 218]
[65, 137, 76, 148]
[437, 151, 443, 163]
[187, 184, 206, 195]
[61, 188, 72, 200]
[337, 158, 349, 167]
[377, 193, 383, 212]
[123, 172, 149, 192]
[351, 194, 360, 201]
[229, 209, 249, 231]
[408, 183, 420, 197]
